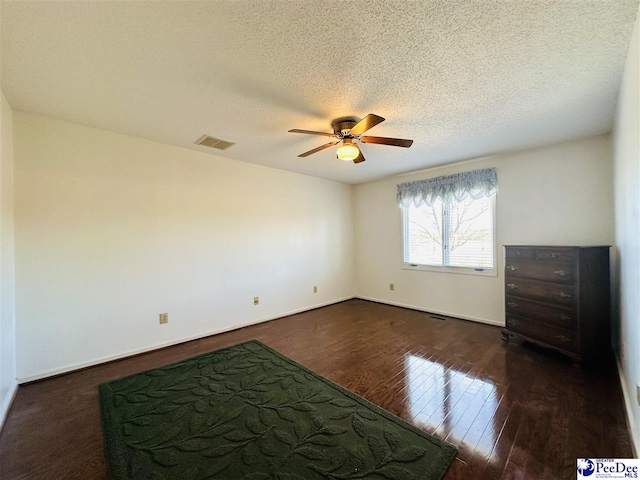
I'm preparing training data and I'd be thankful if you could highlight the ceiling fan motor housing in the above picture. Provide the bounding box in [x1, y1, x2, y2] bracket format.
[331, 118, 359, 137]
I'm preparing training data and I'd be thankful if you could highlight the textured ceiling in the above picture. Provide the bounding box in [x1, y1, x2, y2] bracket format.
[1, 1, 638, 184]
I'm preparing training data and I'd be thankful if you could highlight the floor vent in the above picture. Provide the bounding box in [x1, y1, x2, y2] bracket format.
[195, 135, 235, 151]
[429, 315, 447, 321]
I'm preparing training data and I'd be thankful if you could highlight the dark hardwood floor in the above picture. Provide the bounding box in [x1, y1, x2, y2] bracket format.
[0, 299, 633, 479]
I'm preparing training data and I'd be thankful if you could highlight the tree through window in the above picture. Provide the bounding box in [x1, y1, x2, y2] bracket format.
[402, 194, 494, 269]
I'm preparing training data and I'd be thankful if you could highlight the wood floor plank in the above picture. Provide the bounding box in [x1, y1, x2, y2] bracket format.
[0, 299, 632, 479]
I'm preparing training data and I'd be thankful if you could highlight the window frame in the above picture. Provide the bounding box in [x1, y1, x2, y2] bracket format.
[400, 194, 498, 277]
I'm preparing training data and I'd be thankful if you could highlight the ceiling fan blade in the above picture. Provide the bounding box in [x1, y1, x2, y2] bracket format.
[353, 151, 366, 164]
[298, 141, 340, 157]
[360, 136, 413, 148]
[349, 113, 385, 135]
[288, 129, 336, 137]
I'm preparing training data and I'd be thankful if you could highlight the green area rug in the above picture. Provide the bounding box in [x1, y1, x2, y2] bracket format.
[99, 340, 456, 480]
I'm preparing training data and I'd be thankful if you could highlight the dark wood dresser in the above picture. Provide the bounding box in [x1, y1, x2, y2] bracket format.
[502, 245, 610, 362]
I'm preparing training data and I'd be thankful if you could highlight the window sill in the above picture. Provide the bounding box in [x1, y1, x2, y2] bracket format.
[401, 263, 498, 277]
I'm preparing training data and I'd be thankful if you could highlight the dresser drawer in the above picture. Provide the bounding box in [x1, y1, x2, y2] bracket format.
[536, 247, 576, 262]
[505, 259, 575, 284]
[505, 278, 576, 306]
[506, 247, 535, 261]
[506, 316, 576, 352]
[505, 295, 575, 329]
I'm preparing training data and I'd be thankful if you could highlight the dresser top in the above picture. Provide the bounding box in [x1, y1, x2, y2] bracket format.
[503, 245, 611, 248]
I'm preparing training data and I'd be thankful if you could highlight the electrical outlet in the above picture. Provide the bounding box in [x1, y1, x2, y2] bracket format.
[390, 283, 395, 291]
[636, 384, 640, 406]
[254, 297, 259, 305]
[159, 313, 168, 325]
[313, 286, 318, 293]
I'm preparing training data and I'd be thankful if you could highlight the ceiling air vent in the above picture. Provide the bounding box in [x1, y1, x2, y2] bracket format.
[195, 135, 235, 151]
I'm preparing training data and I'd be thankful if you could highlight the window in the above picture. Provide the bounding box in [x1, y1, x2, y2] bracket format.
[397, 168, 497, 274]
[402, 195, 495, 270]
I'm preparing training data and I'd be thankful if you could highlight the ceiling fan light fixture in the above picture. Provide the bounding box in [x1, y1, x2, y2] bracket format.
[336, 142, 359, 161]
[289, 113, 412, 163]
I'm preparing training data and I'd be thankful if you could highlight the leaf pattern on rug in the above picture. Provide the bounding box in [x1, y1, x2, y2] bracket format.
[99, 341, 456, 480]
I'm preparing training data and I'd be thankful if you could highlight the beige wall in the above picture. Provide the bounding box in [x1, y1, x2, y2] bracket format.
[353, 135, 614, 325]
[13, 113, 355, 381]
[0, 90, 16, 427]
[613, 5, 639, 454]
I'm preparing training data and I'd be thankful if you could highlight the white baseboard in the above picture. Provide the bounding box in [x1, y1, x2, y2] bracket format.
[355, 295, 504, 327]
[0, 382, 18, 434]
[615, 358, 639, 457]
[17, 296, 355, 384]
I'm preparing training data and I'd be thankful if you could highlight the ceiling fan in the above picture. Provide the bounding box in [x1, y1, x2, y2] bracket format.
[288, 114, 413, 164]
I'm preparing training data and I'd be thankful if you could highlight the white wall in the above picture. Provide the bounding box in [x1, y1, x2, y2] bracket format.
[13, 113, 354, 381]
[354, 135, 614, 325]
[613, 5, 639, 455]
[0, 91, 17, 427]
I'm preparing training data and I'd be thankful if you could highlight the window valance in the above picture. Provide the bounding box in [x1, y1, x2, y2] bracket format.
[396, 167, 498, 207]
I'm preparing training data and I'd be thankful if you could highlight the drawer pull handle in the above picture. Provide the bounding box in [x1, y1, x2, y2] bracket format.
[550, 253, 559, 258]
[507, 302, 519, 308]
[506, 283, 519, 290]
[555, 335, 570, 343]
[555, 292, 571, 299]
[556, 314, 571, 321]
[507, 265, 519, 272]
[553, 270, 568, 277]
[515, 251, 522, 256]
